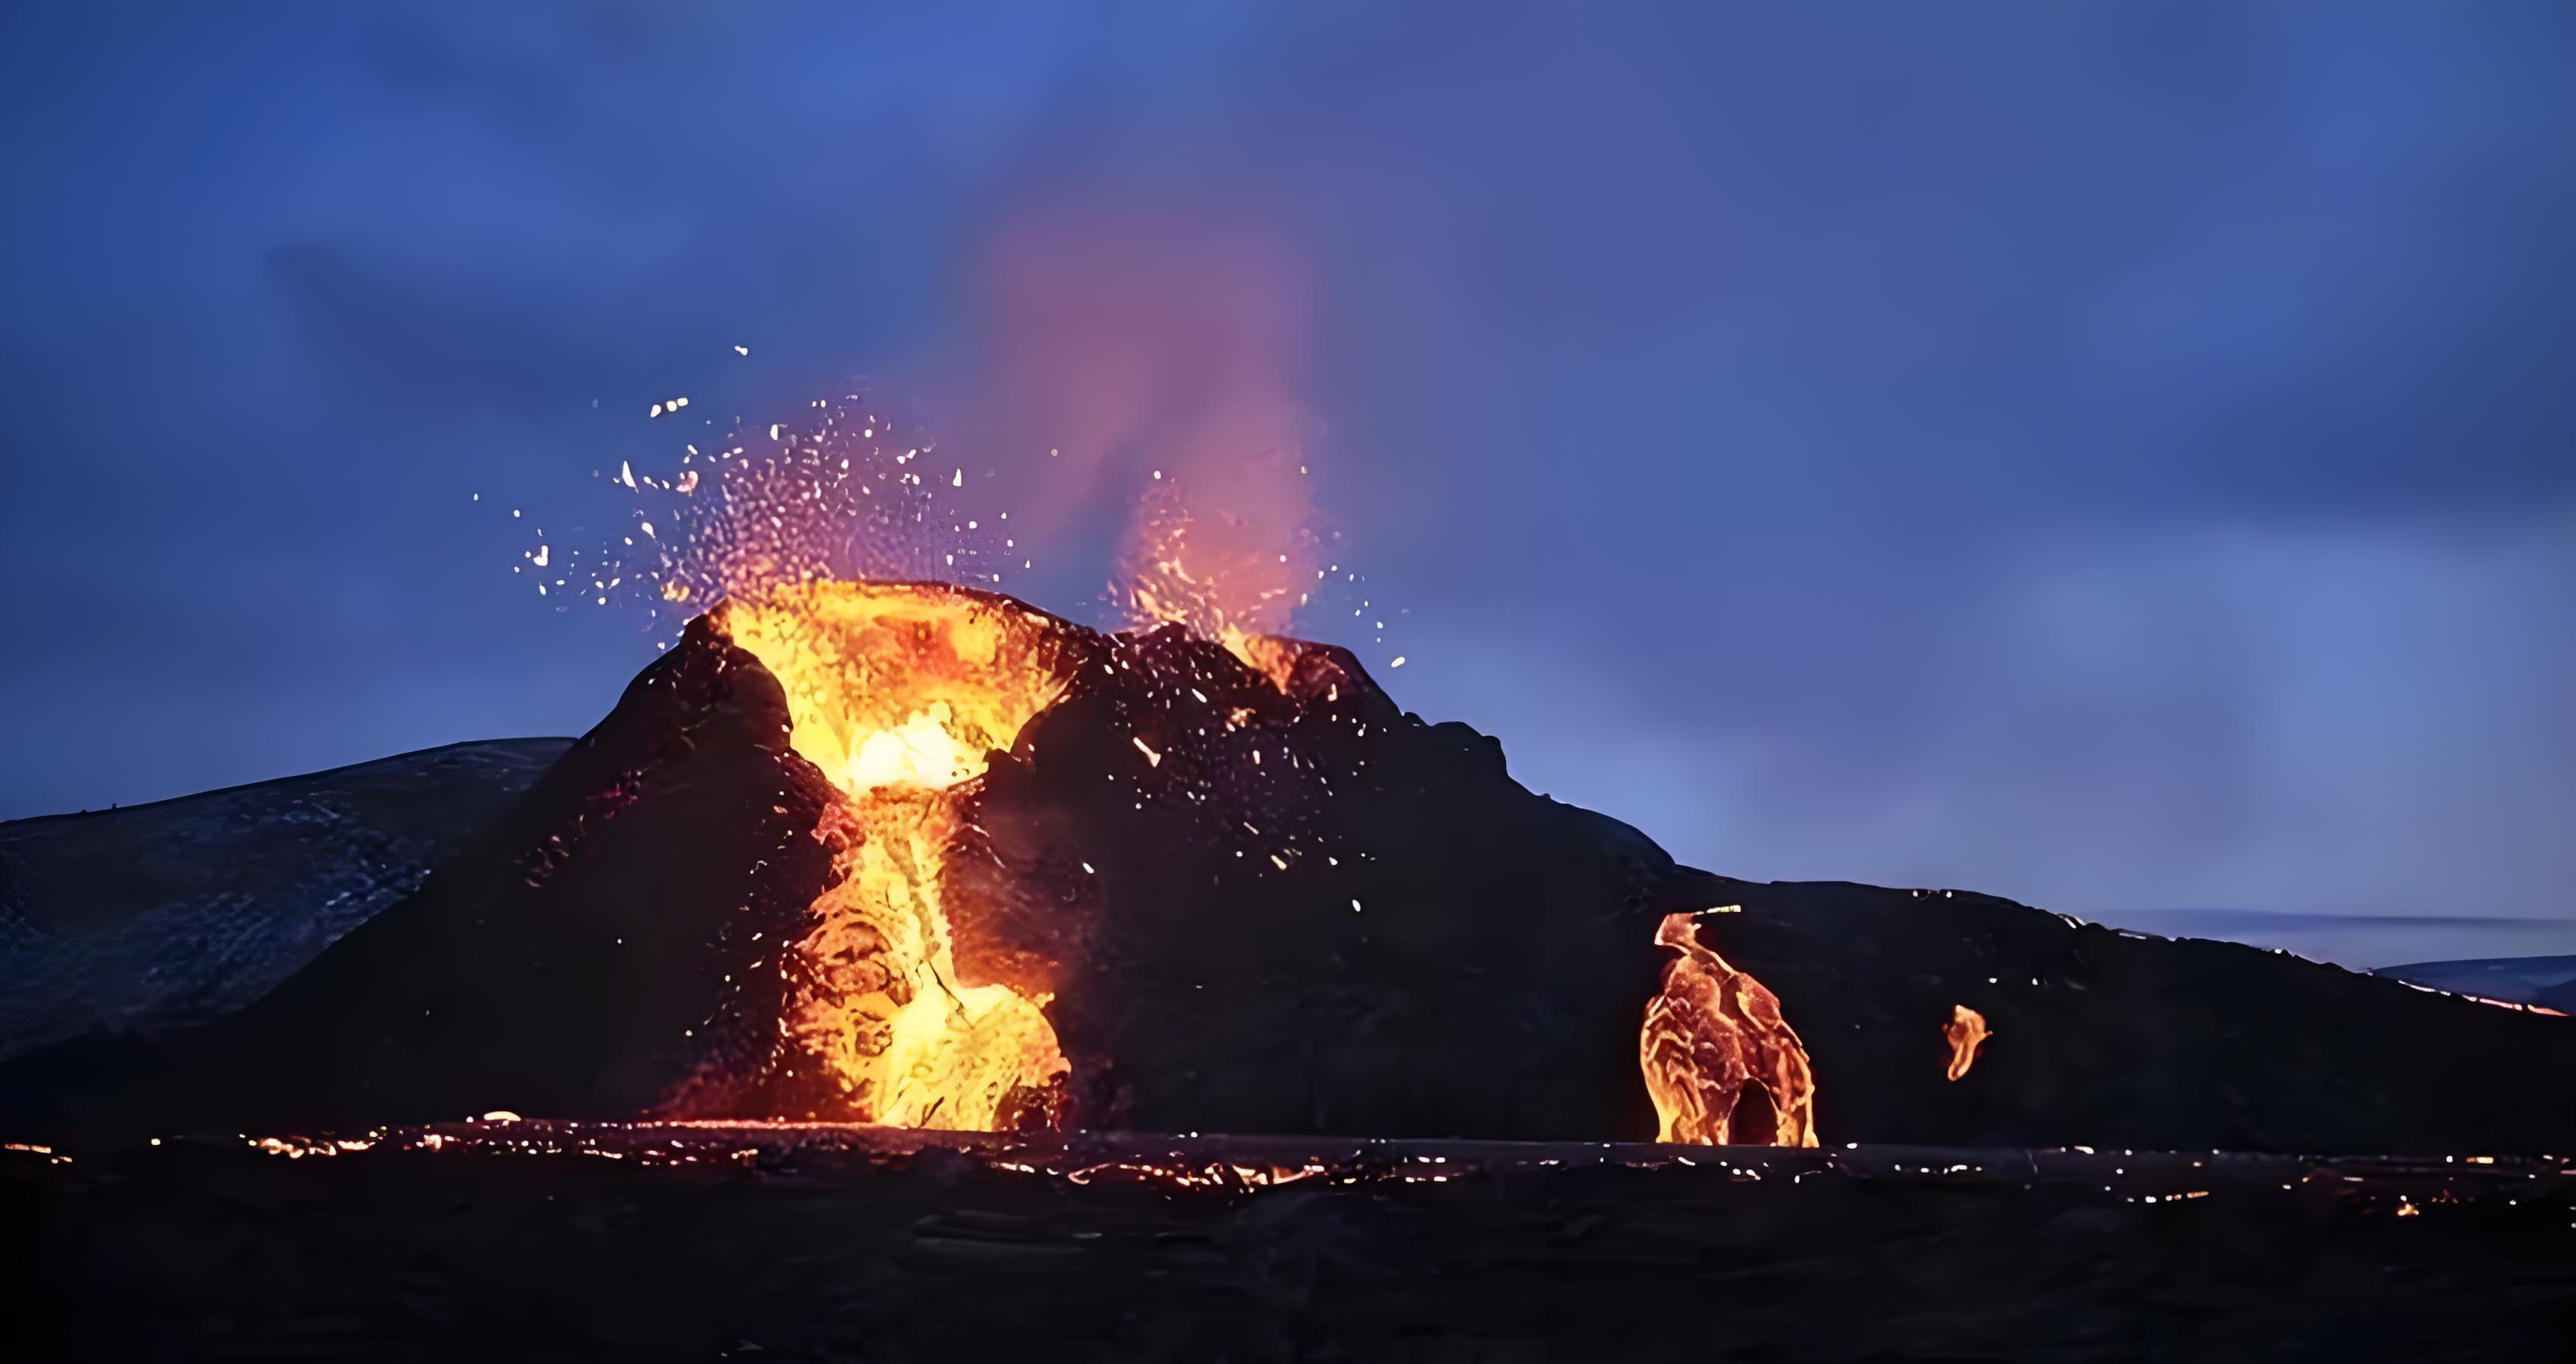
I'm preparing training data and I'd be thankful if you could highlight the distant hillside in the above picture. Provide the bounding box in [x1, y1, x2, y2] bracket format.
[0, 738, 570, 1059]
[2374, 956, 2576, 1013]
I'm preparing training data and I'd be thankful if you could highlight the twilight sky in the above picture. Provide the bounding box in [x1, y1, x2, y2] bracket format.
[3, 2, 2570, 968]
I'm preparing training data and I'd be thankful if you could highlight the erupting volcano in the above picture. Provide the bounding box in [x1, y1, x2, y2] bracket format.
[627, 574, 1820, 1145]
[463, 392, 1833, 1144]
[5, 405, 2568, 1164]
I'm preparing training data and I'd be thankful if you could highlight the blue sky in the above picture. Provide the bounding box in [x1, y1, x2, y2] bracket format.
[3, 2, 2569, 966]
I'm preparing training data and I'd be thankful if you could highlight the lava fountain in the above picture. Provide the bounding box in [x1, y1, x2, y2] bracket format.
[556, 388, 1819, 1145]
[711, 581, 1077, 1131]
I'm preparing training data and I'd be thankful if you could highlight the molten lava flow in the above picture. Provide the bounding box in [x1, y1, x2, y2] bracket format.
[713, 580, 1073, 1130]
[1944, 1004, 1991, 1081]
[1639, 911, 1819, 1147]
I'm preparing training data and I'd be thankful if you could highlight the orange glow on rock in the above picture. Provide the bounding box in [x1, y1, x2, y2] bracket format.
[1639, 911, 1819, 1147]
[1944, 1004, 1992, 1082]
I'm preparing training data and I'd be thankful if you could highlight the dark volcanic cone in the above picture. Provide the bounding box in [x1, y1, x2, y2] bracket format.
[5, 581, 2571, 1154]
[951, 620, 1678, 1139]
[662, 582, 1681, 1140]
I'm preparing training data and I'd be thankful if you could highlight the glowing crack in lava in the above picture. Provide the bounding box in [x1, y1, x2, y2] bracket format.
[1945, 1004, 1992, 1082]
[1640, 910, 1820, 1147]
[711, 580, 1075, 1131]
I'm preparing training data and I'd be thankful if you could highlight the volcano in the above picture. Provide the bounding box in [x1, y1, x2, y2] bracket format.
[5, 581, 2571, 1156]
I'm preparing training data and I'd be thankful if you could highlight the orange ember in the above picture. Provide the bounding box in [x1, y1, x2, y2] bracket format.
[712, 580, 1074, 1130]
[1944, 1004, 1991, 1082]
[1640, 910, 1820, 1147]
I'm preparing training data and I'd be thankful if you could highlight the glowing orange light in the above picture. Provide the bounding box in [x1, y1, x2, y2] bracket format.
[1639, 911, 1819, 1147]
[1944, 1004, 1992, 1082]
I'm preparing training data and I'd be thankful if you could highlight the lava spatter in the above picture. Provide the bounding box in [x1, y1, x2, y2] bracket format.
[1641, 910, 1820, 1147]
[1945, 1004, 1992, 1082]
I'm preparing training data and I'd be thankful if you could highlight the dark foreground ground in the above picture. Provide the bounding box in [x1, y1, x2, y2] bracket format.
[8, 1123, 2570, 1362]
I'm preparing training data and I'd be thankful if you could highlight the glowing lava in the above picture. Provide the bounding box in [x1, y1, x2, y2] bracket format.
[1640, 911, 1820, 1147]
[1945, 1004, 1991, 1082]
[711, 580, 1075, 1131]
[704, 576, 1821, 1148]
